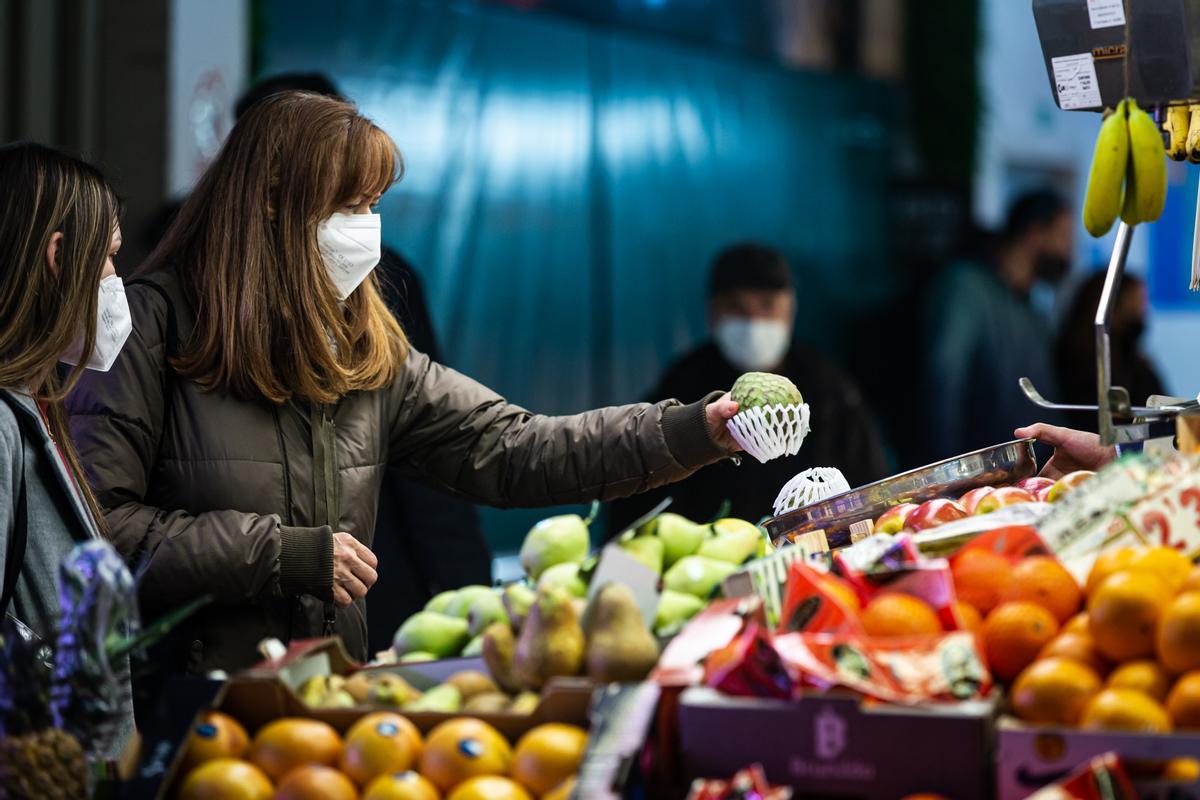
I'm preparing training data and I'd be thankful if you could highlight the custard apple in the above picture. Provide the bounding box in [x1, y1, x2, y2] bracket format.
[730, 372, 803, 409]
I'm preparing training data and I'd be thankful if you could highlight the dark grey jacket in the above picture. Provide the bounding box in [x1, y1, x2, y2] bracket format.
[68, 269, 727, 673]
[0, 388, 133, 760]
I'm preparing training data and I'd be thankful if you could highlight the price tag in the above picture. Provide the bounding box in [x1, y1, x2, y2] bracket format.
[1051, 53, 1102, 110]
[1087, 0, 1126, 30]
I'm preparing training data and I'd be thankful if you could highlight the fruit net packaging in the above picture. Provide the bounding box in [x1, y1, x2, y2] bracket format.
[725, 372, 810, 465]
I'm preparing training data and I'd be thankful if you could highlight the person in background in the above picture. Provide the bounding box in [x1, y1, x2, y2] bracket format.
[923, 189, 1072, 459]
[0, 142, 133, 759]
[607, 243, 888, 534]
[1055, 271, 1165, 431]
[232, 73, 487, 655]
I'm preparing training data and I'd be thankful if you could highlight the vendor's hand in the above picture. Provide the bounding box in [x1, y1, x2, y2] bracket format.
[332, 532, 378, 608]
[705, 393, 741, 453]
[1014, 423, 1117, 480]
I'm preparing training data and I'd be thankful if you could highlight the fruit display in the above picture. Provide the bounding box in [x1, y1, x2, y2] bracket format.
[173, 712, 586, 800]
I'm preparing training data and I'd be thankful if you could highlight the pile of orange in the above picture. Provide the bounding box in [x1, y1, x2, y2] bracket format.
[175, 711, 586, 800]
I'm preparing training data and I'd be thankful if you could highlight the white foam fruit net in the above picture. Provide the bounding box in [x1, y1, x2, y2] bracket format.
[772, 466, 850, 518]
[725, 402, 811, 464]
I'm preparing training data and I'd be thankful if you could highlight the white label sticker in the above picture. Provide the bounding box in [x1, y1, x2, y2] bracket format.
[1051, 53, 1103, 110]
[1087, 0, 1126, 29]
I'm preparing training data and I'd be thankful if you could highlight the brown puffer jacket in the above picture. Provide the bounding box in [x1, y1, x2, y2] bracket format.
[67, 269, 727, 673]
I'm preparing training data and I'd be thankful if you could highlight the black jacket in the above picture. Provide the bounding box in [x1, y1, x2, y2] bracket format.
[607, 341, 890, 535]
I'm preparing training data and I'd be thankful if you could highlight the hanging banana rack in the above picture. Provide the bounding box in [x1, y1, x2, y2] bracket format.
[1027, 0, 1200, 447]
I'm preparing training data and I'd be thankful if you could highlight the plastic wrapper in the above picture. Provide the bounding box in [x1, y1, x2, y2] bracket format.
[686, 764, 792, 800]
[772, 467, 849, 517]
[725, 403, 810, 464]
[1025, 752, 1138, 800]
[653, 598, 767, 687]
[51, 540, 139, 754]
[776, 562, 862, 636]
[703, 618, 796, 700]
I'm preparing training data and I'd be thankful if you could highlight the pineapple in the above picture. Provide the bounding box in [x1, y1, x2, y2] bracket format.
[0, 617, 88, 800]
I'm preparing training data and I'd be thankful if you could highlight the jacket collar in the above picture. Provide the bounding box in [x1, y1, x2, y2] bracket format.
[1, 389, 102, 541]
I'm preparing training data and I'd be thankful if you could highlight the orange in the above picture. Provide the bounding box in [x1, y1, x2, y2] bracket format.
[1157, 591, 1200, 674]
[951, 549, 1012, 615]
[1000, 556, 1082, 623]
[860, 593, 942, 638]
[1087, 570, 1171, 662]
[340, 712, 424, 787]
[446, 775, 532, 800]
[1086, 548, 1137, 595]
[1127, 546, 1193, 594]
[418, 718, 512, 793]
[1182, 566, 1200, 594]
[178, 758, 273, 800]
[1010, 657, 1102, 725]
[511, 723, 588, 796]
[982, 601, 1059, 681]
[181, 711, 250, 771]
[823, 577, 860, 613]
[1063, 612, 1090, 635]
[1164, 757, 1200, 782]
[1037, 631, 1110, 677]
[953, 601, 983, 634]
[362, 771, 441, 800]
[274, 765, 358, 800]
[543, 776, 576, 800]
[249, 718, 342, 782]
[1080, 687, 1172, 732]
[1106, 660, 1170, 702]
[1166, 671, 1200, 728]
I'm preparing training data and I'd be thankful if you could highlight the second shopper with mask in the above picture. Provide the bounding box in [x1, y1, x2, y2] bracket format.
[66, 92, 742, 697]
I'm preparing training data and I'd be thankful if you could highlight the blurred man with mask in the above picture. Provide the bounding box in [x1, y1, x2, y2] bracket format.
[607, 243, 888, 533]
[923, 189, 1072, 459]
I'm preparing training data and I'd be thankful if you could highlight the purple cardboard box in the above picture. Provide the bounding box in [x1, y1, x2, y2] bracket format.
[677, 687, 996, 799]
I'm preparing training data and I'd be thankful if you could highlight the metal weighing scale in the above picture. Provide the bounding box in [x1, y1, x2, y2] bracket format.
[766, 0, 1200, 546]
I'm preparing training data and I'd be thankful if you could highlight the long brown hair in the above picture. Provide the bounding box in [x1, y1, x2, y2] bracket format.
[0, 142, 119, 527]
[144, 91, 409, 404]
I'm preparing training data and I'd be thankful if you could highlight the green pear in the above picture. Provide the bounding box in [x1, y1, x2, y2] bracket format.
[393, 611, 470, 658]
[520, 514, 590, 579]
[654, 589, 706, 636]
[513, 586, 585, 690]
[502, 583, 537, 630]
[403, 683, 462, 713]
[536, 562, 587, 598]
[655, 513, 709, 568]
[712, 518, 770, 557]
[466, 590, 510, 637]
[425, 589, 458, 614]
[462, 634, 485, 657]
[697, 526, 761, 565]
[618, 534, 664, 575]
[368, 673, 421, 706]
[445, 585, 497, 619]
[585, 583, 660, 684]
[662, 555, 738, 599]
[399, 651, 436, 663]
[482, 622, 520, 693]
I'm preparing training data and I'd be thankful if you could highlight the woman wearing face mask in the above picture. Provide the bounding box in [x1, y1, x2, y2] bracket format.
[68, 92, 739, 678]
[0, 142, 134, 758]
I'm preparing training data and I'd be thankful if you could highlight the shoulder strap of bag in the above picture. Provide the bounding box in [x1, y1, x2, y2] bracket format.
[0, 393, 33, 616]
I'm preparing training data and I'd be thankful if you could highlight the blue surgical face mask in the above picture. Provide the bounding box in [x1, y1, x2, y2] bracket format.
[714, 316, 791, 371]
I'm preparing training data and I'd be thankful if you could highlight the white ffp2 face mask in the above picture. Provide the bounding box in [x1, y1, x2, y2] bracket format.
[714, 317, 791, 372]
[60, 275, 133, 372]
[316, 212, 382, 300]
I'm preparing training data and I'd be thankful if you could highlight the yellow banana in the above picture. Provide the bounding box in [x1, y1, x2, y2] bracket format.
[1166, 104, 1190, 160]
[1187, 103, 1200, 163]
[1121, 99, 1168, 226]
[1083, 100, 1129, 237]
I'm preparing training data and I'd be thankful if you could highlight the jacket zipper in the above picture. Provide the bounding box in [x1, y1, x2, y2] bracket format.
[312, 403, 339, 635]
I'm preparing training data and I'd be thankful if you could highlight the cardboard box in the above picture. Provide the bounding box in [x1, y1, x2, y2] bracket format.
[996, 716, 1200, 800]
[677, 687, 996, 799]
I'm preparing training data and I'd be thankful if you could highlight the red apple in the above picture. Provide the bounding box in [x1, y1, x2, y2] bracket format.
[958, 486, 996, 515]
[1015, 477, 1055, 496]
[974, 485, 1036, 515]
[905, 498, 968, 532]
[1046, 470, 1097, 503]
[875, 503, 919, 535]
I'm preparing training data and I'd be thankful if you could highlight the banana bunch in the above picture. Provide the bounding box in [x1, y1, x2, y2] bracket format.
[1163, 102, 1200, 163]
[1083, 99, 1168, 237]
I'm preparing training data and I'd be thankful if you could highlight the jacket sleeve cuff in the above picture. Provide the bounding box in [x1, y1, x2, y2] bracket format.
[278, 525, 334, 600]
[661, 390, 728, 470]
